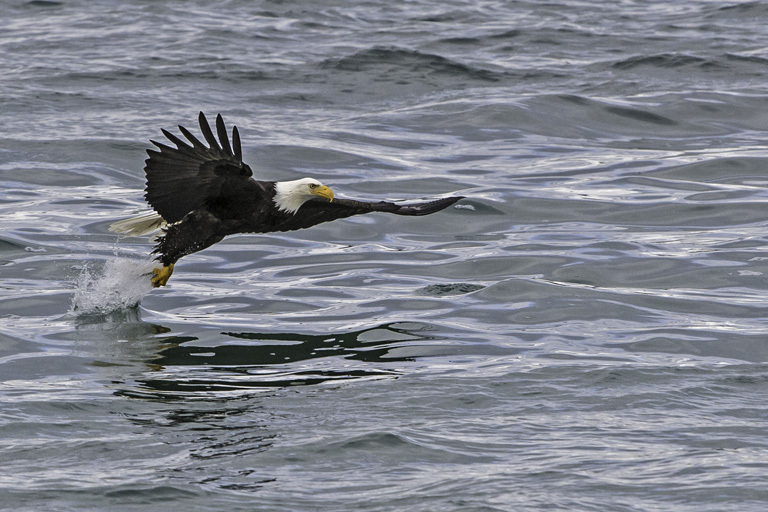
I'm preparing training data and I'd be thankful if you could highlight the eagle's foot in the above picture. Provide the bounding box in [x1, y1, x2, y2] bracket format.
[151, 263, 174, 287]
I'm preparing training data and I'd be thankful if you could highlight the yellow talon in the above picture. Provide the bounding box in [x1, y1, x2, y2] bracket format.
[151, 263, 174, 287]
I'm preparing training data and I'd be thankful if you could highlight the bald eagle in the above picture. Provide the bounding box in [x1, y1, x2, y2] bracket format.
[110, 112, 463, 287]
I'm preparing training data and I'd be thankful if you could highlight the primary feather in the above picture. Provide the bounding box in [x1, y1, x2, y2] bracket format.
[111, 112, 464, 286]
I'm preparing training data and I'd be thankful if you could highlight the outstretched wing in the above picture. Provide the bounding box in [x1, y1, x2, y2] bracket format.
[144, 112, 255, 224]
[274, 196, 464, 232]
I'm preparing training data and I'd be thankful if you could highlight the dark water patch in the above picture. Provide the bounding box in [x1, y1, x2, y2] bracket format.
[488, 28, 522, 39]
[122, 323, 442, 395]
[24, 0, 63, 7]
[602, 105, 678, 126]
[417, 12, 466, 23]
[321, 46, 504, 82]
[416, 283, 485, 296]
[556, 93, 591, 106]
[4, 487, 203, 512]
[711, 2, 768, 20]
[612, 53, 722, 70]
[45, 67, 275, 86]
[159, 325, 421, 366]
[435, 36, 484, 46]
[102, 485, 201, 501]
[717, 371, 768, 387]
[137, 369, 396, 393]
[331, 431, 413, 450]
[725, 53, 768, 67]
[0, 237, 30, 253]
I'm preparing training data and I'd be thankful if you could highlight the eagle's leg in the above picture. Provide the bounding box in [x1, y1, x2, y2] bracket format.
[150, 210, 225, 288]
[151, 263, 174, 287]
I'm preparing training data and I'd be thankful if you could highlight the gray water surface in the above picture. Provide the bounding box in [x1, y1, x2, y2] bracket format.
[3, 1, 768, 511]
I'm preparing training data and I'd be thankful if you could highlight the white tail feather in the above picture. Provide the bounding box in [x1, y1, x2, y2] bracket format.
[109, 211, 167, 237]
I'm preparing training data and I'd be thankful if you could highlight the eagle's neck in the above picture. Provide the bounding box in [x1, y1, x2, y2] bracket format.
[273, 179, 313, 214]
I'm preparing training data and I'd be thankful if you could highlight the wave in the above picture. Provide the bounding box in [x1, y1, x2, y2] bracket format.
[711, 1, 768, 20]
[612, 53, 722, 70]
[321, 46, 504, 82]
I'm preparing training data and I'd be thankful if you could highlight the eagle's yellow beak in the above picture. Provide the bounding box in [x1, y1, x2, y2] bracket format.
[311, 185, 334, 202]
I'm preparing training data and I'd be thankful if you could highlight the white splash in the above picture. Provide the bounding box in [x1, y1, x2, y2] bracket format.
[72, 257, 155, 315]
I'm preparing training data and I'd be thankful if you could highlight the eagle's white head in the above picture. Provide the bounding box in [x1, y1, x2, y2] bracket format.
[273, 177, 334, 214]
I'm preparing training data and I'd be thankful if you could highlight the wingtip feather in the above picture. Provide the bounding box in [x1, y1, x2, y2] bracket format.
[392, 196, 464, 216]
[198, 111, 221, 151]
[216, 113, 233, 157]
[232, 125, 242, 161]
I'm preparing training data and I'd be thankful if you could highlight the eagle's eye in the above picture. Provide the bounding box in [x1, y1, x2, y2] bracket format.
[309, 183, 318, 189]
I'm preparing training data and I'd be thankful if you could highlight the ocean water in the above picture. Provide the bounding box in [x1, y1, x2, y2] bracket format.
[3, 0, 768, 510]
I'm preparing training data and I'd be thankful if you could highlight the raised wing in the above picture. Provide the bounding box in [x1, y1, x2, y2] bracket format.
[144, 112, 254, 224]
[274, 196, 464, 232]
